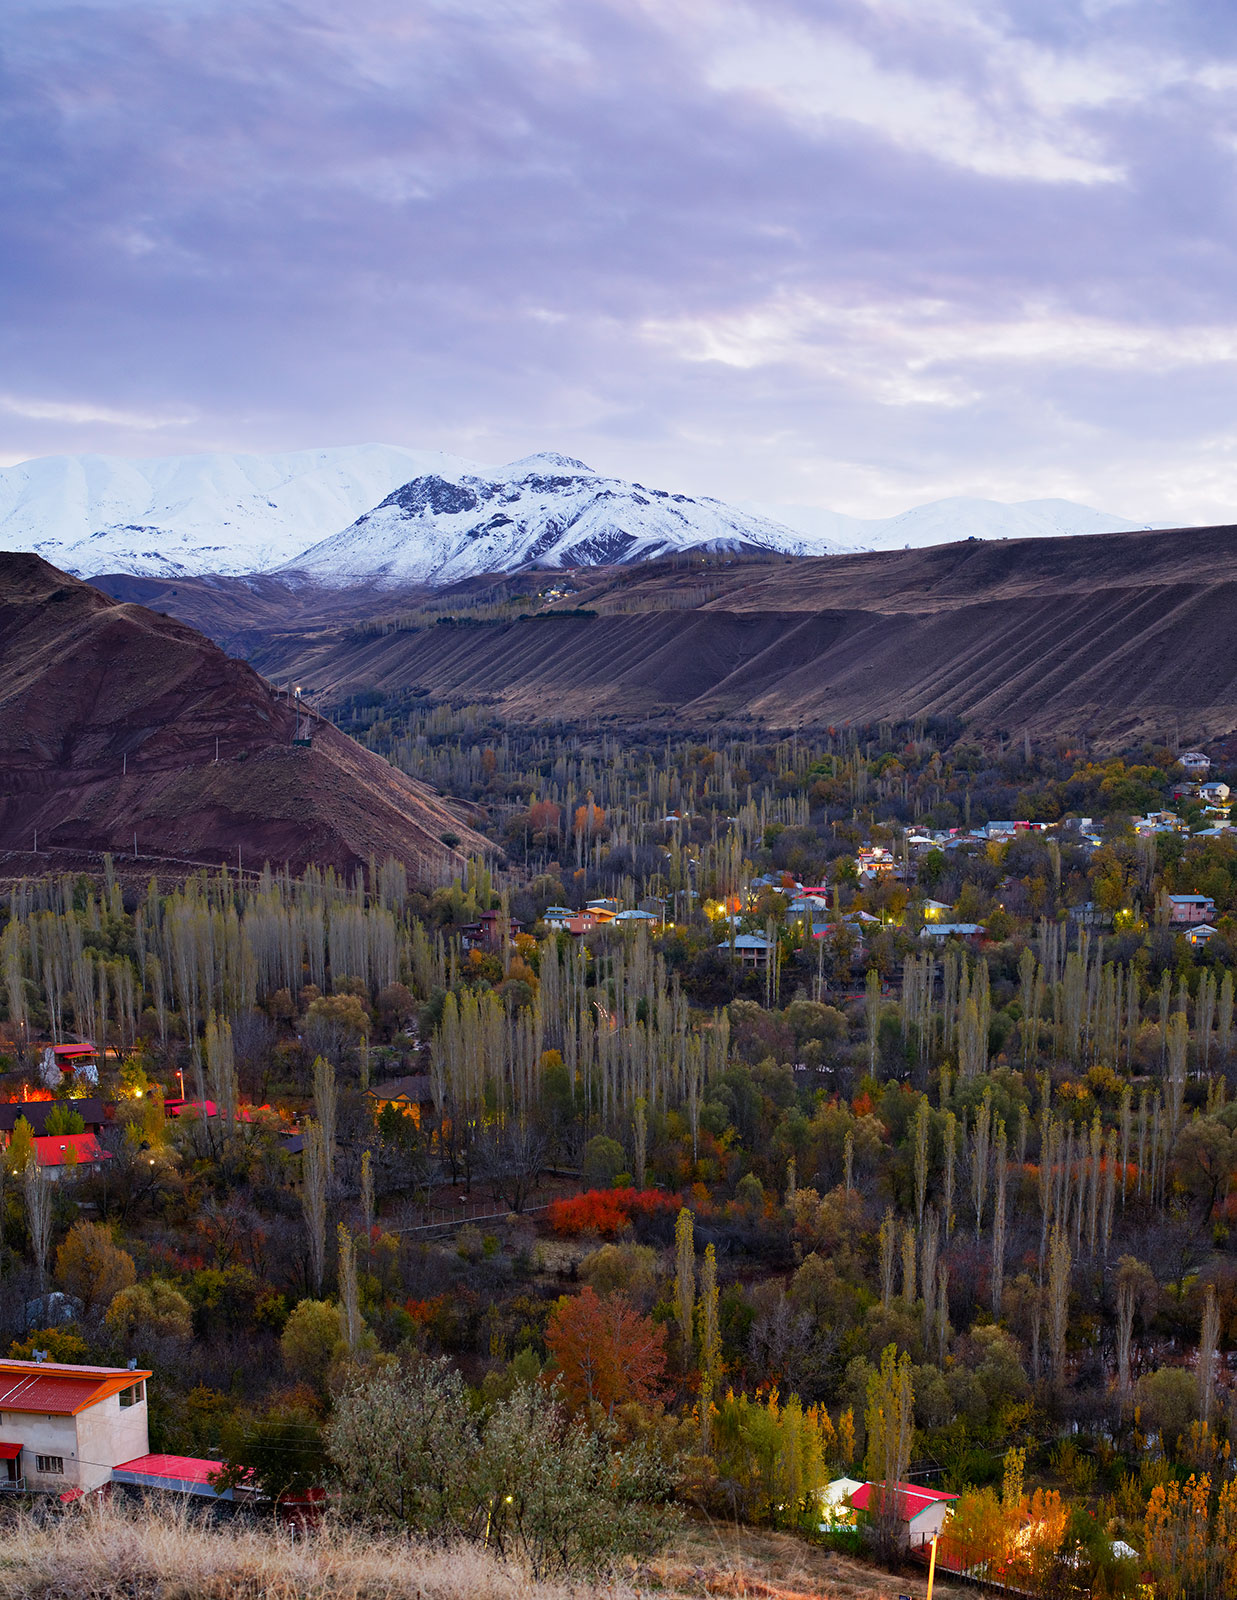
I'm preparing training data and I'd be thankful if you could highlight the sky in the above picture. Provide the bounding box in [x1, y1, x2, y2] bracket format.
[4, 0, 1237, 522]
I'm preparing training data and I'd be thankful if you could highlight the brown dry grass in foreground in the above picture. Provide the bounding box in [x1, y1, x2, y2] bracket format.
[0, 1500, 970, 1600]
[0, 1499, 610, 1600]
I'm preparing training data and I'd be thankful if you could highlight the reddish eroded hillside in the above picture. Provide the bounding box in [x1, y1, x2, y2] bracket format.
[235, 523, 1237, 747]
[0, 554, 486, 877]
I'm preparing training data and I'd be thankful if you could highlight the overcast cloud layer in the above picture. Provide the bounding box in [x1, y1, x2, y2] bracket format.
[5, 0, 1237, 522]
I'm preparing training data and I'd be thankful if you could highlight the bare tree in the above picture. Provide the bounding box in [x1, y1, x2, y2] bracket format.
[476, 1121, 547, 1213]
[313, 1056, 337, 1189]
[23, 1157, 52, 1296]
[360, 1149, 374, 1236]
[1199, 1282, 1220, 1425]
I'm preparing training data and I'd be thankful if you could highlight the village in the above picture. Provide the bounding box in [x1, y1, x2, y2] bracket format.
[2, 729, 1237, 1597]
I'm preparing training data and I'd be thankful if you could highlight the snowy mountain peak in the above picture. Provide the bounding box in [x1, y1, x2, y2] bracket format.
[0, 443, 1160, 585]
[283, 459, 823, 587]
[498, 452, 595, 478]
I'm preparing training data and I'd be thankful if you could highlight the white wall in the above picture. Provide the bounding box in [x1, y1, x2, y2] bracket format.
[0, 1387, 149, 1493]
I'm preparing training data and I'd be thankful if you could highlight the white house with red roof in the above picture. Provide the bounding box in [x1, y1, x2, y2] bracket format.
[32, 1132, 112, 1180]
[0, 1358, 151, 1493]
[849, 1479, 957, 1548]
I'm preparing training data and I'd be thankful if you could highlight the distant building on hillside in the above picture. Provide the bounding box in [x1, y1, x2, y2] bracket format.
[718, 933, 775, 968]
[1179, 751, 1212, 775]
[1169, 894, 1216, 925]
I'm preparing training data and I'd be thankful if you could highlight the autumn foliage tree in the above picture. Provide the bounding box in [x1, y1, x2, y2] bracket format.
[545, 1287, 667, 1414]
[55, 1220, 135, 1315]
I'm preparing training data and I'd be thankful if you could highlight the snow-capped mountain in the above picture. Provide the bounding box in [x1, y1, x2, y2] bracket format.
[0, 444, 480, 577]
[280, 453, 836, 586]
[0, 442, 1160, 585]
[743, 495, 1153, 550]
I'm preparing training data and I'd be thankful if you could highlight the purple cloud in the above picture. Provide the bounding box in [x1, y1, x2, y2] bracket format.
[3, 0, 1237, 524]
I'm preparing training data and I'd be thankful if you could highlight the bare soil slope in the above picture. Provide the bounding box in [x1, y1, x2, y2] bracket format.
[0, 555, 485, 877]
[231, 524, 1237, 746]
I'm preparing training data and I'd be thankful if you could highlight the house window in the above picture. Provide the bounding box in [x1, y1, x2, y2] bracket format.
[36, 1455, 64, 1475]
[120, 1381, 145, 1407]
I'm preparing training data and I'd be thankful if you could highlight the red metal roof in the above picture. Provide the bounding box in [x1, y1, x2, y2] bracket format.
[850, 1482, 957, 1520]
[0, 1441, 22, 1459]
[114, 1453, 224, 1486]
[0, 1361, 151, 1415]
[32, 1132, 110, 1168]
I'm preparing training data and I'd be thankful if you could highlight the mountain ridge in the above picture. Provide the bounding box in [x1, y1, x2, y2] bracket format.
[0, 444, 1150, 584]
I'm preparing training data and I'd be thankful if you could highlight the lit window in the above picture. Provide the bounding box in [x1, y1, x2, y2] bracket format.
[120, 1382, 144, 1407]
[36, 1455, 63, 1474]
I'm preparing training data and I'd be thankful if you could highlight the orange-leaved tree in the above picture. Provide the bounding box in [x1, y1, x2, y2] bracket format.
[545, 1286, 667, 1415]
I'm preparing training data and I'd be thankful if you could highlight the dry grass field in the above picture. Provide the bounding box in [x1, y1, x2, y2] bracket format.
[0, 1500, 968, 1600]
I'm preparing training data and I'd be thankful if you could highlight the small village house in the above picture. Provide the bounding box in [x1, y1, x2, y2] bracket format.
[849, 1480, 957, 1549]
[718, 933, 774, 968]
[32, 1132, 112, 1181]
[1169, 893, 1217, 925]
[1179, 751, 1212, 775]
[366, 1073, 434, 1129]
[0, 1358, 152, 1493]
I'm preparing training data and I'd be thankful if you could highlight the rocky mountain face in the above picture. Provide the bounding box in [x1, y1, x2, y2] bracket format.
[277, 453, 837, 586]
[0, 554, 485, 878]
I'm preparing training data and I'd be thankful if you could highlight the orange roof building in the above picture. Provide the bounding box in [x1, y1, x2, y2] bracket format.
[0, 1359, 151, 1493]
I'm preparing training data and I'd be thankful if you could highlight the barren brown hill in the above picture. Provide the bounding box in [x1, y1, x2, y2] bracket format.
[0, 554, 486, 877]
[221, 523, 1237, 747]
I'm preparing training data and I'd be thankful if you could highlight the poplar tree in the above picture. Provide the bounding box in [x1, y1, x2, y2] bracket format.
[697, 1243, 720, 1449]
[864, 1344, 915, 1563]
[338, 1224, 360, 1356]
[991, 1118, 1007, 1316]
[302, 1120, 328, 1296]
[673, 1208, 695, 1352]
[1047, 1224, 1071, 1385]
[879, 1209, 897, 1309]
[912, 1095, 930, 1227]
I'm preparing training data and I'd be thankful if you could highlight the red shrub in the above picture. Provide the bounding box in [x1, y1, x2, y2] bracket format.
[548, 1187, 680, 1237]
